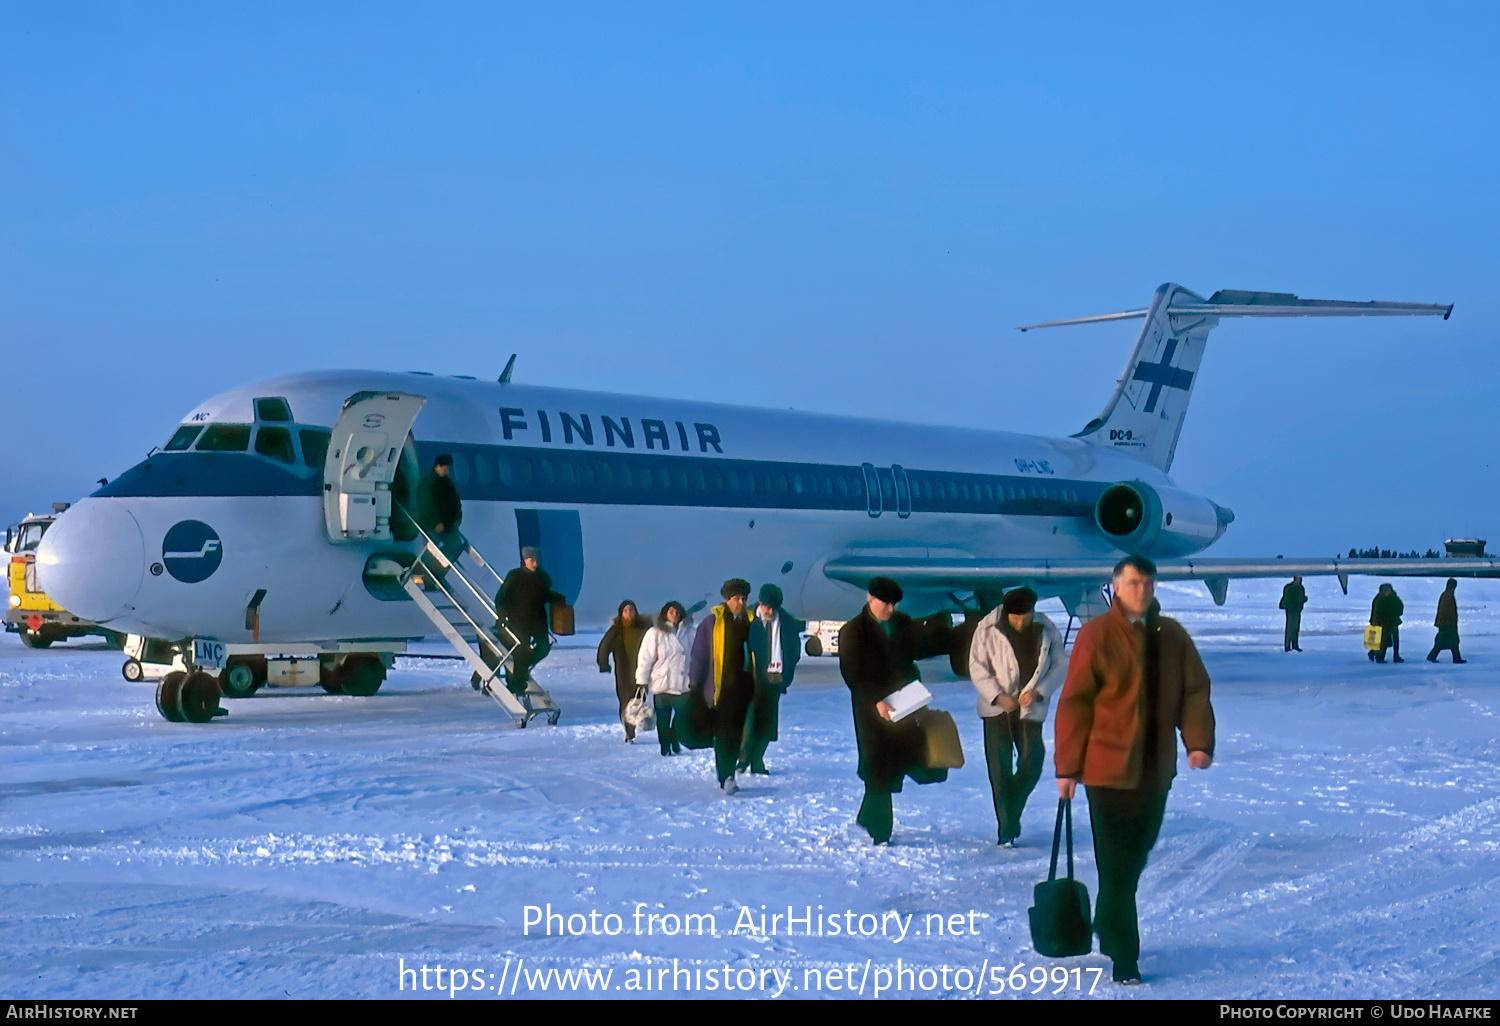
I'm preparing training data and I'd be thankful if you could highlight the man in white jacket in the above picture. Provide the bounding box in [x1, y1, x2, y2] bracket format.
[968, 587, 1066, 846]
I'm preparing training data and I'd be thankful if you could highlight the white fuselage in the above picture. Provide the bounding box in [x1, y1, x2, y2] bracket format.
[38, 370, 1216, 643]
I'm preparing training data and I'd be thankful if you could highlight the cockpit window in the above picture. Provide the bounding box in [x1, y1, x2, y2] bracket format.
[164, 425, 202, 451]
[254, 426, 296, 464]
[255, 397, 293, 422]
[195, 424, 252, 452]
[300, 428, 332, 468]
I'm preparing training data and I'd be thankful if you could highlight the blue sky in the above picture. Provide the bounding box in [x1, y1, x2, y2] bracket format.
[3, 2, 1496, 554]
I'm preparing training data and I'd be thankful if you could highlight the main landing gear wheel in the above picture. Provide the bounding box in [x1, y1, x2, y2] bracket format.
[316, 666, 343, 696]
[121, 658, 145, 682]
[335, 654, 385, 697]
[219, 656, 266, 699]
[156, 671, 187, 723]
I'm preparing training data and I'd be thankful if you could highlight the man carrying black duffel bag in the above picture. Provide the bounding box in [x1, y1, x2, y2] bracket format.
[1053, 556, 1216, 985]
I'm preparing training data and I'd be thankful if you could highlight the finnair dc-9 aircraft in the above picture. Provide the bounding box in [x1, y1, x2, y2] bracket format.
[35, 284, 1496, 724]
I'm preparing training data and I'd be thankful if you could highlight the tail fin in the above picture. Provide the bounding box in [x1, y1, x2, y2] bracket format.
[1019, 284, 1452, 472]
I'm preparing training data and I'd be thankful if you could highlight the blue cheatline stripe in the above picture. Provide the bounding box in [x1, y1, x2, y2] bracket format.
[94, 452, 324, 498]
[416, 442, 1105, 519]
[93, 442, 1107, 520]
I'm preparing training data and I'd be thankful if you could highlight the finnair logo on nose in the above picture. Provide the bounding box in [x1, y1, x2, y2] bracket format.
[162, 521, 223, 583]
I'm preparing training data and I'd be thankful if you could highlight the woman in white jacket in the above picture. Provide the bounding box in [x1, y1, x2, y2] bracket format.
[968, 587, 1066, 846]
[636, 601, 697, 756]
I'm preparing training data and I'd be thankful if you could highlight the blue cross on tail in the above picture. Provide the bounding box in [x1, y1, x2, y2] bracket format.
[1131, 338, 1194, 413]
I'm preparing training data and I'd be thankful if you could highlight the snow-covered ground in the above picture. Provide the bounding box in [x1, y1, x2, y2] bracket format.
[2, 577, 1497, 1000]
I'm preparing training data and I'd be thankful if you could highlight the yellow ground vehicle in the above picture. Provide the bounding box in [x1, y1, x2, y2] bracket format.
[5, 504, 124, 649]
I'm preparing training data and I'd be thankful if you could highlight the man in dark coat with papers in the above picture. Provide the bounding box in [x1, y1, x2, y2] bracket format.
[838, 576, 946, 844]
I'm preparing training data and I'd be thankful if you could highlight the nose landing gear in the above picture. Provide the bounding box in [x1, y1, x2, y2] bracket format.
[154, 670, 228, 724]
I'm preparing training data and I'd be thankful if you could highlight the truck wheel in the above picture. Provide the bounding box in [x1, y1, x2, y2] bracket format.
[219, 657, 265, 699]
[19, 631, 52, 650]
[156, 672, 187, 722]
[339, 655, 385, 697]
[122, 658, 145, 682]
[179, 670, 224, 723]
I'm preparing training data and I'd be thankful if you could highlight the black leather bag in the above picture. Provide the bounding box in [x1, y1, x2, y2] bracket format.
[676, 688, 715, 750]
[1028, 798, 1093, 958]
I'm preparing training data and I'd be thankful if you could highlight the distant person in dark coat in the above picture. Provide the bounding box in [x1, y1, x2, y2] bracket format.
[1427, 579, 1465, 663]
[495, 546, 565, 693]
[599, 600, 653, 742]
[1369, 583, 1404, 663]
[740, 584, 805, 776]
[1054, 555, 1215, 985]
[1279, 577, 1307, 652]
[838, 576, 947, 845]
[415, 454, 463, 581]
[417, 454, 462, 543]
[690, 579, 754, 794]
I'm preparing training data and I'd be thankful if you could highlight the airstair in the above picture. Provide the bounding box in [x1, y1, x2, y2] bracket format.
[400, 524, 561, 727]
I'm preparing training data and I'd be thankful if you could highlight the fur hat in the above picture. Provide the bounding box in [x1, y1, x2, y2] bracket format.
[434, 453, 453, 467]
[521, 546, 541, 561]
[757, 584, 783, 609]
[1001, 587, 1037, 615]
[867, 576, 903, 604]
[720, 578, 752, 600]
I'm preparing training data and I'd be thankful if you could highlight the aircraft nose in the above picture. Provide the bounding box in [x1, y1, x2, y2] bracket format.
[35, 500, 146, 623]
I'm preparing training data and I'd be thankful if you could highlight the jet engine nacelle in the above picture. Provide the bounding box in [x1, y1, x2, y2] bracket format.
[1094, 480, 1231, 558]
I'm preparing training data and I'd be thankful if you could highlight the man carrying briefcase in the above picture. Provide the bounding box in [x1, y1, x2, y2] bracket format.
[838, 576, 952, 845]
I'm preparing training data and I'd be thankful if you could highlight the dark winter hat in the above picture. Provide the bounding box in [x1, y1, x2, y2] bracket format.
[521, 546, 541, 561]
[1001, 587, 1038, 615]
[1113, 554, 1157, 578]
[434, 453, 454, 467]
[867, 576, 903, 604]
[721, 578, 752, 600]
[757, 584, 783, 609]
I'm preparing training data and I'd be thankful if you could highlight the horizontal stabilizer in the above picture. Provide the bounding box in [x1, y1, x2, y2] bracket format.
[1018, 290, 1452, 332]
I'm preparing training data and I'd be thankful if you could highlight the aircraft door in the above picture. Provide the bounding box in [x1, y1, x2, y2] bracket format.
[323, 391, 428, 543]
[860, 463, 883, 518]
[892, 465, 912, 518]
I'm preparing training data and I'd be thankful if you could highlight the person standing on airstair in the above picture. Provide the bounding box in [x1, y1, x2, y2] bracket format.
[496, 546, 565, 695]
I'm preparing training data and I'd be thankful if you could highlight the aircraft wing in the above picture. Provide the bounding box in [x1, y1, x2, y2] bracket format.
[824, 555, 1500, 603]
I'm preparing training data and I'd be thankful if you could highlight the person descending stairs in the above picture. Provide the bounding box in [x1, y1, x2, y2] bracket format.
[402, 522, 561, 727]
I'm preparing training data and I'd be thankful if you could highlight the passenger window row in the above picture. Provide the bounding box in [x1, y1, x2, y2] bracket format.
[438, 446, 1095, 516]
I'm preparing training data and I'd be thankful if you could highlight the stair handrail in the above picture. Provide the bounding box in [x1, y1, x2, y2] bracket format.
[396, 507, 528, 653]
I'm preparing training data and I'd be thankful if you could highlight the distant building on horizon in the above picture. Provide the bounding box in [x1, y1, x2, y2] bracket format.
[1445, 538, 1489, 558]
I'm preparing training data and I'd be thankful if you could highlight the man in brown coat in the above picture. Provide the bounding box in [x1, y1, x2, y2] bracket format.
[1054, 555, 1216, 985]
[1426, 578, 1465, 663]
